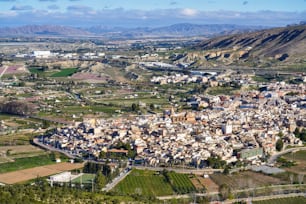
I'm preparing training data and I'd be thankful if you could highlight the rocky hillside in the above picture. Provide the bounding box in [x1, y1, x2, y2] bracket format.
[188, 25, 306, 67]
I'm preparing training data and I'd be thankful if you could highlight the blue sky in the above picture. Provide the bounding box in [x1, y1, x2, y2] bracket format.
[0, 0, 305, 27]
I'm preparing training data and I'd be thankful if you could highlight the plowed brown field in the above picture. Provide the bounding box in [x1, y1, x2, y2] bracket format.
[0, 162, 84, 184]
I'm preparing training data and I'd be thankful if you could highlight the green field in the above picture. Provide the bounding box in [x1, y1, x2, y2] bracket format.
[0, 154, 55, 173]
[29, 67, 44, 74]
[71, 173, 96, 184]
[168, 172, 196, 194]
[63, 105, 119, 114]
[51, 68, 78, 77]
[207, 86, 239, 95]
[113, 169, 174, 196]
[253, 196, 306, 204]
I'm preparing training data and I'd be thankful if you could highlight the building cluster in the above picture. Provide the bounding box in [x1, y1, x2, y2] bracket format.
[40, 81, 305, 167]
[14, 50, 106, 60]
[151, 73, 209, 85]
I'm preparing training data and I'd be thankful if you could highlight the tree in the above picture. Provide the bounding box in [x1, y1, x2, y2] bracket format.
[149, 103, 155, 111]
[223, 166, 230, 175]
[276, 139, 284, 151]
[278, 131, 284, 138]
[95, 171, 106, 191]
[207, 156, 226, 169]
[219, 183, 231, 201]
[131, 103, 139, 112]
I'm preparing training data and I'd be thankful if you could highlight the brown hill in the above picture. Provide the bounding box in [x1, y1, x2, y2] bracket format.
[190, 25, 306, 67]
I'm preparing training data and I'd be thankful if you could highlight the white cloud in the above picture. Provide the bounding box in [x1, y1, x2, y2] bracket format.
[1, 8, 305, 27]
[181, 8, 198, 16]
[11, 5, 33, 11]
[0, 10, 17, 17]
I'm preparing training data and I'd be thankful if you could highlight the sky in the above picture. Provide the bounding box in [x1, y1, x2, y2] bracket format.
[0, 0, 305, 27]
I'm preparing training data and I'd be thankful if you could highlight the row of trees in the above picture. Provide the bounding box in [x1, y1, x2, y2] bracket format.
[0, 178, 138, 204]
[294, 128, 306, 142]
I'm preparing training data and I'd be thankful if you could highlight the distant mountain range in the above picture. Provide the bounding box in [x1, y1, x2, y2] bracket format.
[188, 24, 306, 66]
[0, 25, 91, 37]
[0, 24, 266, 38]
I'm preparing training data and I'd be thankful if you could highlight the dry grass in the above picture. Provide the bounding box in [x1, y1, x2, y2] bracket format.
[210, 171, 283, 190]
[282, 151, 306, 175]
[0, 145, 43, 154]
[198, 177, 219, 193]
[190, 176, 219, 193]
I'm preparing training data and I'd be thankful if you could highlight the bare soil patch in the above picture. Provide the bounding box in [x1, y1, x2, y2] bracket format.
[0, 162, 84, 184]
[0, 145, 43, 155]
[210, 171, 283, 190]
[197, 177, 219, 193]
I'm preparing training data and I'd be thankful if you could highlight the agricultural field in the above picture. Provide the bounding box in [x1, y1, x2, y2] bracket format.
[0, 162, 84, 184]
[0, 132, 37, 146]
[113, 169, 197, 196]
[28, 67, 58, 77]
[0, 145, 45, 160]
[62, 105, 119, 115]
[51, 68, 78, 77]
[113, 169, 174, 196]
[167, 171, 196, 194]
[210, 171, 283, 190]
[190, 176, 219, 193]
[253, 196, 306, 204]
[0, 154, 55, 174]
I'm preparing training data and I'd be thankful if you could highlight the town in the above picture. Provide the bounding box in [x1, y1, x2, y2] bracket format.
[0, 20, 306, 203]
[38, 78, 305, 169]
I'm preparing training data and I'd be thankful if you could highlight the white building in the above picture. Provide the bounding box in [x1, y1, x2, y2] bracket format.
[222, 121, 233, 134]
[50, 171, 72, 183]
[32, 51, 52, 59]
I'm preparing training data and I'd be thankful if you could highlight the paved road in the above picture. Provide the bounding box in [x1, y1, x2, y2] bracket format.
[102, 168, 132, 192]
[157, 184, 306, 200]
[33, 138, 76, 159]
[267, 147, 306, 164]
[219, 193, 306, 204]
[133, 166, 223, 174]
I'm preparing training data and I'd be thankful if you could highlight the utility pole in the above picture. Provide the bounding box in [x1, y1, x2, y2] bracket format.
[91, 178, 94, 192]
[80, 169, 82, 188]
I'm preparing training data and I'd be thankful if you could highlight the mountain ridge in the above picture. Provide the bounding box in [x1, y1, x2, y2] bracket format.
[187, 24, 306, 67]
[0, 23, 266, 38]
